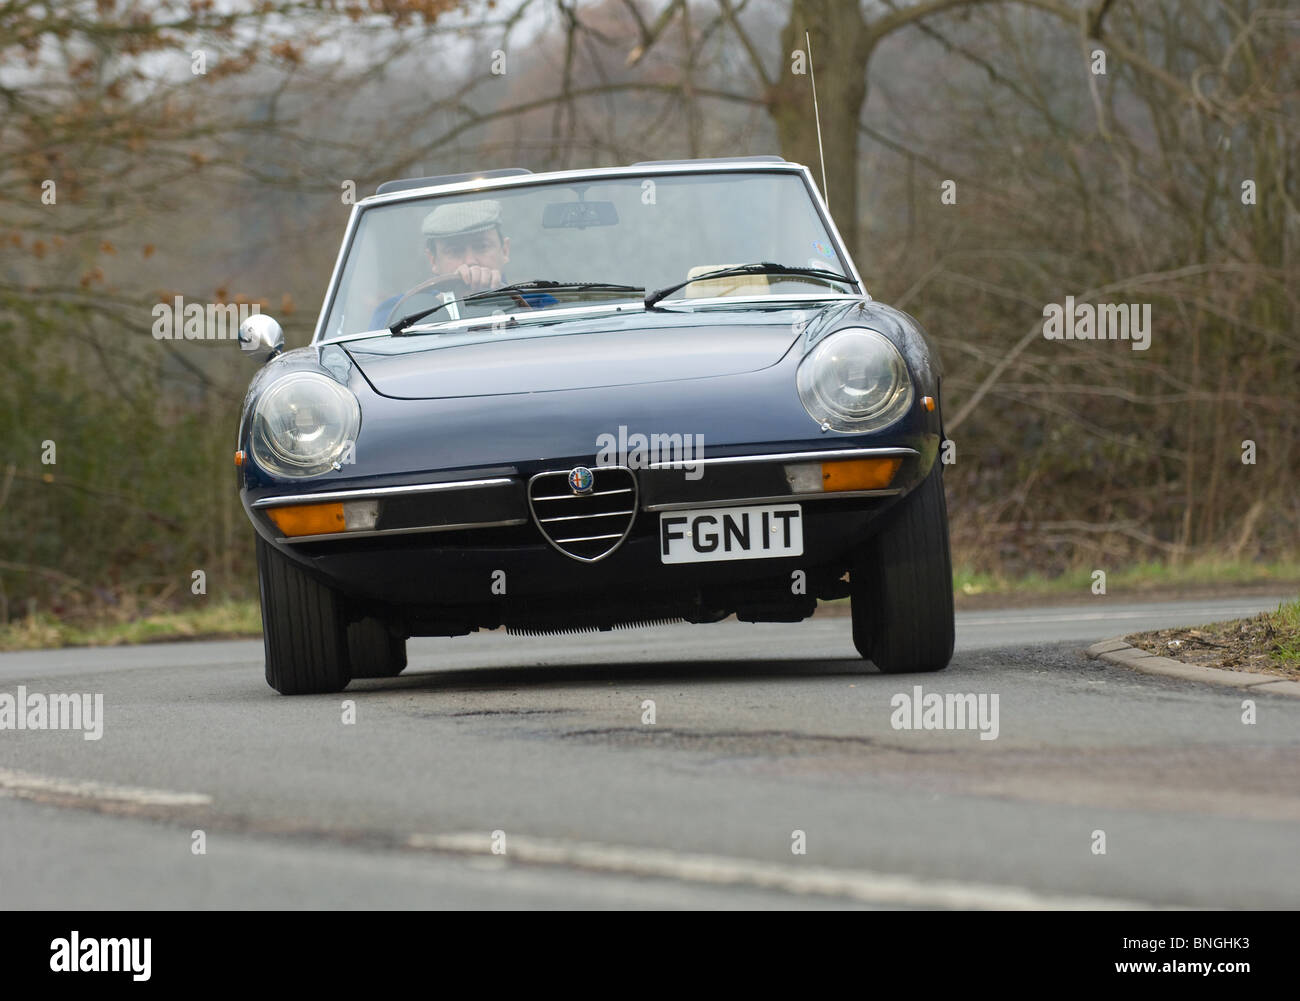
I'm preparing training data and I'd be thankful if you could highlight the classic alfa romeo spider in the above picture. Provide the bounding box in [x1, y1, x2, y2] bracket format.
[236, 156, 954, 694]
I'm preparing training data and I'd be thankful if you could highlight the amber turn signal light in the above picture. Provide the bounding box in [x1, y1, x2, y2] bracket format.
[266, 502, 346, 537]
[821, 457, 902, 491]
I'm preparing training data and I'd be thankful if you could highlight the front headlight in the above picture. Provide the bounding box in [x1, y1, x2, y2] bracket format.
[250, 372, 360, 477]
[796, 328, 913, 432]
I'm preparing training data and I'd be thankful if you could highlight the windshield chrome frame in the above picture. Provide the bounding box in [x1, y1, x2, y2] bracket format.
[311, 161, 864, 344]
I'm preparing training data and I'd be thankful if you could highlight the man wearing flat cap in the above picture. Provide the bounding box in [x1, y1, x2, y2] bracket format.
[421, 199, 511, 293]
[371, 196, 555, 329]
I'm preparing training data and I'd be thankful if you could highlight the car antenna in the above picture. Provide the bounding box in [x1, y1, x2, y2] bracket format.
[805, 29, 828, 209]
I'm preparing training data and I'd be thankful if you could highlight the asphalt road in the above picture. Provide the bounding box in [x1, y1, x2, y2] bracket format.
[1, 595, 1297, 909]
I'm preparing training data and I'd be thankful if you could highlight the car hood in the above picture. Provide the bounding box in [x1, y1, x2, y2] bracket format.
[341, 305, 847, 399]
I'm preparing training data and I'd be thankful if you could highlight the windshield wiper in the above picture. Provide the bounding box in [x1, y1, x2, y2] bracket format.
[644, 262, 854, 310]
[390, 280, 645, 335]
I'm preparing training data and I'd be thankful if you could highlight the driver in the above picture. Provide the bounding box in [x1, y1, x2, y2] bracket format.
[374, 197, 556, 328]
[421, 199, 510, 293]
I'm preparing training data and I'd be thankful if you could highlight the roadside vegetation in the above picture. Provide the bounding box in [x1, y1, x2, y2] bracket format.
[1127, 597, 1300, 680]
[951, 559, 1300, 602]
[0, 601, 261, 652]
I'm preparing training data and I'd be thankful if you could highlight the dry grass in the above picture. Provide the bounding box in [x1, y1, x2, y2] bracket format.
[1127, 597, 1300, 681]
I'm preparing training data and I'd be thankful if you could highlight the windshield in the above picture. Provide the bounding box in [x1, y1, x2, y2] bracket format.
[320, 170, 854, 338]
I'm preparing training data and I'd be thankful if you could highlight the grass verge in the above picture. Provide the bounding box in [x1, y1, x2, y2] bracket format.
[951, 558, 1300, 601]
[0, 600, 262, 652]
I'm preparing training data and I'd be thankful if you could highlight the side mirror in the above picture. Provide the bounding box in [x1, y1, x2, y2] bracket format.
[238, 314, 284, 363]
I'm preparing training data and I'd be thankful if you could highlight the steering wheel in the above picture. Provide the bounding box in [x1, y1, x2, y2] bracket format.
[384, 273, 472, 327]
[384, 273, 533, 327]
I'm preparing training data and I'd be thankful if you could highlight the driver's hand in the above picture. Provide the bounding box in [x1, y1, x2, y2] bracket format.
[454, 264, 502, 292]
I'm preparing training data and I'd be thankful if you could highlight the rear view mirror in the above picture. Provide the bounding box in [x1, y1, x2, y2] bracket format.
[542, 200, 618, 229]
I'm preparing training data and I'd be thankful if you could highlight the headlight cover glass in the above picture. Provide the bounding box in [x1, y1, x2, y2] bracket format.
[250, 372, 360, 477]
[796, 328, 913, 432]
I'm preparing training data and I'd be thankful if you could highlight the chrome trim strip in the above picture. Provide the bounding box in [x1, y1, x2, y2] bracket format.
[644, 489, 902, 512]
[253, 477, 515, 508]
[532, 488, 633, 501]
[799, 164, 866, 291]
[313, 203, 363, 342]
[279, 518, 529, 544]
[539, 509, 636, 523]
[360, 161, 809, 208]
[552, 532, 626, 544]
[646, 447, 917, 470]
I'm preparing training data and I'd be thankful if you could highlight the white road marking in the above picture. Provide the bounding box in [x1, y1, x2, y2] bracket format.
[960, 605, 1281, 627]
[0, 768, 211, 808]
[408, 832, 1153, 910]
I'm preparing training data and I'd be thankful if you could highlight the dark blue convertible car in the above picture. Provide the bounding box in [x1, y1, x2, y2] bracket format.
[235, 156, 953, 694]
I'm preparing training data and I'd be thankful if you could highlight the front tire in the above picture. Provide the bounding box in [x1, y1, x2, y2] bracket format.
[347, 617, 408, 678]
[256, 535, 352, 695]
[851, 463, 955, 673]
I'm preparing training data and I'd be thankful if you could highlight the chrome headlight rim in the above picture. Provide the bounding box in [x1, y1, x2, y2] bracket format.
[249, 371, 361, 478]
[797, 327, 914, 433]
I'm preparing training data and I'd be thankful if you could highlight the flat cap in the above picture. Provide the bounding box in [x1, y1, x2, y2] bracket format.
[422, 199, 502, 239]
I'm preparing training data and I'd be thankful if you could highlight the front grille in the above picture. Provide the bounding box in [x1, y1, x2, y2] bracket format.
[528, 466, 638, 562]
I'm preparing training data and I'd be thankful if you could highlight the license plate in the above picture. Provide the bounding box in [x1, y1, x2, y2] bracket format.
[659, 505, 803, 564]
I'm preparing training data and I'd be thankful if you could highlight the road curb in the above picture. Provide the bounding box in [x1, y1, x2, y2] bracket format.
[1085, 638, 1300, 697]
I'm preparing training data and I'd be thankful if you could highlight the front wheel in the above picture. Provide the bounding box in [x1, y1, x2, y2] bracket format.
[851, 463, 955, 673]
[347, 616, 408, 678]
[256, 535, 352, 695]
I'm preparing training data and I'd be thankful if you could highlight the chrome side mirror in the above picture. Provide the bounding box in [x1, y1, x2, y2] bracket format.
[238, 314, 284, 363]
